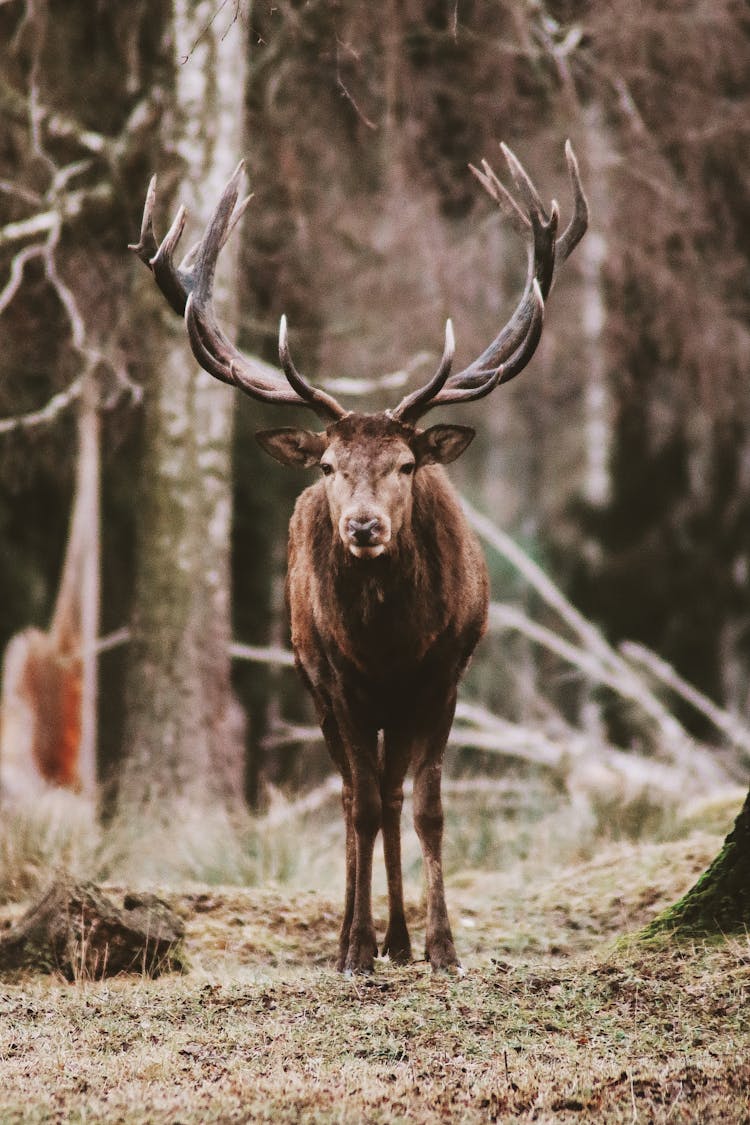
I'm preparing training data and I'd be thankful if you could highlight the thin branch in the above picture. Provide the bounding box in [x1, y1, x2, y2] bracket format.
[263, 774, 532, 829]
[0, 375, 85, 436]
[230, 641, 296, 668]
[0, 242, 46, 315]
[321, 350, 432, 397]
[463, 497, 613, 659]
[0, 185, 134, 436]
[0, 209, 58, 247]
[0, 179, 43, 207]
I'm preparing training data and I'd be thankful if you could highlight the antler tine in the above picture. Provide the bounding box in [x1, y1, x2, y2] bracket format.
[499, 143, 550, 223]
[150, 204, 190, 315]
[493, 277, 545, 387]
[170, 187, 253, 277]
[469, 160, 529, 236]
[439, 206, 556, 397]
[278, 316, 347, 422]
[188, 160, 246, 306]
[390, 320, 455, 423]
[127, 174, 159, 267]
[452, 195, 556, 392]
[128, 178, 191, 316]
[128, 176, 196, 316]
[556, 139, 589, 268]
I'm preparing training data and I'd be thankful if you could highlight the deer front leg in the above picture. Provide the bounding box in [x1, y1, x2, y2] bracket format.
[380, 746, 412, 964]
[338, 781, 356, 971]
[314, 702, 359, 970]
[345, 748, 381, 974]
[411, 695, 460, 971]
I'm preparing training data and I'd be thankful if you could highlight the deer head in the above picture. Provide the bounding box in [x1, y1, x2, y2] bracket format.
[130, 144, 588, 558]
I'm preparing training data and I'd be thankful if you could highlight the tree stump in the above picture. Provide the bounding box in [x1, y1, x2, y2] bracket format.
[0, 878, 186, 978]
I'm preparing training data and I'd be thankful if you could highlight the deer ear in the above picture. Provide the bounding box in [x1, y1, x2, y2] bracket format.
[255, 428, 326, 468]
[413, 424, 475, 466]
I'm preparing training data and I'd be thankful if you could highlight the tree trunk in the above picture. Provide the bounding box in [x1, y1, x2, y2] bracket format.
[113, 1, 248, 868]
[0, 375, 100, 802]
[642, 790, 750, 938]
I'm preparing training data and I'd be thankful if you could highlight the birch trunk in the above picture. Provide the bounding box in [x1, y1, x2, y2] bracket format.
[114, 2, 248, 858]
[579, 103, 612, 510]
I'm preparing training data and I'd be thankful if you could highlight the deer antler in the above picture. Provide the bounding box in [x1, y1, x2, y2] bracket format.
[132, 144, 586, 429]
[129, 163, 347, 423]
[391, 141, 588, 425]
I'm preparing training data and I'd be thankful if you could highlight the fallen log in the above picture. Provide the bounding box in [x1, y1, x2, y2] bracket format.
[0, 878, 186, 979]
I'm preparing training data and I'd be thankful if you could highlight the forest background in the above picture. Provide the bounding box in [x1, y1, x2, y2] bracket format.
[1, 0, 749, 874]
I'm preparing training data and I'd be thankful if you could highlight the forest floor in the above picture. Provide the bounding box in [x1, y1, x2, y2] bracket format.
[1, 805, 749, 1123]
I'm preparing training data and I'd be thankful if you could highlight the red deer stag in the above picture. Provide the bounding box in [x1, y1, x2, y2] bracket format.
[130, 143, 587, 974]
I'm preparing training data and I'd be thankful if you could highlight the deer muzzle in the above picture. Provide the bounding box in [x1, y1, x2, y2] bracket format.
[341, 513, 391, 559]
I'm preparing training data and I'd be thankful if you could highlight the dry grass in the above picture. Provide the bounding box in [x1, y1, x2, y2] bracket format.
[1, 798, 749, 1123]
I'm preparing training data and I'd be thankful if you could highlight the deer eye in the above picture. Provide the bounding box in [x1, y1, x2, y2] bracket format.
[320, 462, 334, 476]
[399, 462, 416, 476]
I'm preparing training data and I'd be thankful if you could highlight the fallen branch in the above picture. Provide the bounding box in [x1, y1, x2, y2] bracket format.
[621, 640, 750, 757]
[489, 602, 627, 694]
[464, 499, 706, 773]
[263, 774, 535, 829]
[260, 703, 724, 796]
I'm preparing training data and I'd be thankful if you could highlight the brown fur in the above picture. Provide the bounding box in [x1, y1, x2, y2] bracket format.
[270, 413, 488, 973]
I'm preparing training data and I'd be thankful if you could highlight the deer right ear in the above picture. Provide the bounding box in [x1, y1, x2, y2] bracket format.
[255, 428, 327, 468]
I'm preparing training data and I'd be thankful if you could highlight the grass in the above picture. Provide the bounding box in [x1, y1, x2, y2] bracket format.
[0, 784, 749, 1122]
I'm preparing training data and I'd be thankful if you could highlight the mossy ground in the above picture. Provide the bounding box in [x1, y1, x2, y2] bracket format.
[1, 815, 749, 1123]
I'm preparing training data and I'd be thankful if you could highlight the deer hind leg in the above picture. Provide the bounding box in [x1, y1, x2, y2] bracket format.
[380, 742, 412, 964]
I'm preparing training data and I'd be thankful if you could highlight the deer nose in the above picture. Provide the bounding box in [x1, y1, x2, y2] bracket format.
[347, 516, 381, 546]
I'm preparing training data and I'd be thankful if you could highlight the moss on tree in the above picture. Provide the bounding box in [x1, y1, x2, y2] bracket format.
[642, 791, 750, 939]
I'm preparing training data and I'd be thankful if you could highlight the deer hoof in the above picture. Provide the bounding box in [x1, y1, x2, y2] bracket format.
[343, 928, 377, 975]
[382, 926, 412, 965]
[426, 936, 461, 973]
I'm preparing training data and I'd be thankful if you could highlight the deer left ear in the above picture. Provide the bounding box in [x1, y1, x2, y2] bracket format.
[412, 424, 475, 466]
